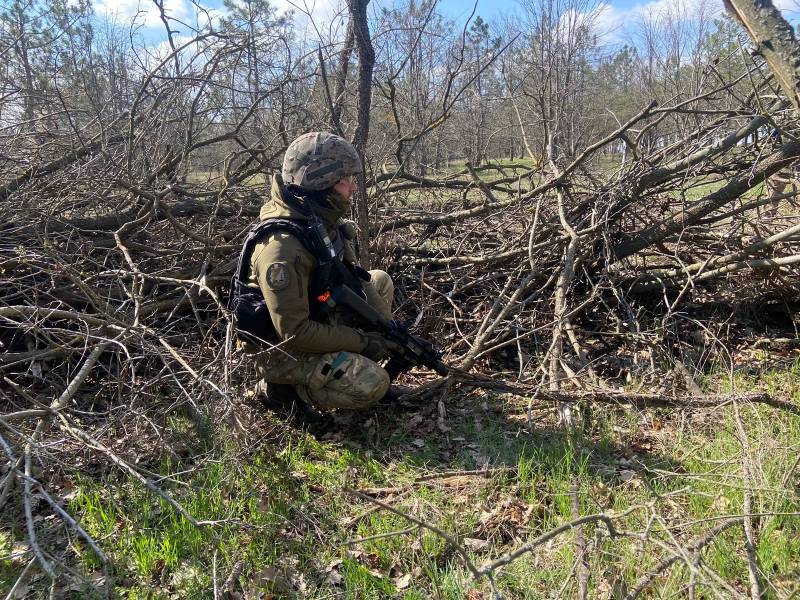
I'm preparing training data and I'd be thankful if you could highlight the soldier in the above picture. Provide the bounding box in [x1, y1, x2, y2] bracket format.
[236, 132, 400, 413]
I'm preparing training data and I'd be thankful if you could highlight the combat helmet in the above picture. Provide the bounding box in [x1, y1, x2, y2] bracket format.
[282, 132, 362, 191]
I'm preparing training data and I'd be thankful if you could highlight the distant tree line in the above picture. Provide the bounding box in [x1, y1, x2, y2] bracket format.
[0, 0, 762, 180]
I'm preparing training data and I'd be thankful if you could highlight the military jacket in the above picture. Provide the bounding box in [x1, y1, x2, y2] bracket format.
[247, 176, 368, 354]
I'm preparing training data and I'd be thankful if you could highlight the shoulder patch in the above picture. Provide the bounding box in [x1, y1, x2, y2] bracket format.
[266, 262, 290, 290]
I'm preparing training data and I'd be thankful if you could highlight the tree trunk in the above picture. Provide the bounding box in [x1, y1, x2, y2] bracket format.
[331, 19, 355, 135]
[724, 0, 800, 113]
[347, 0, 375, 268]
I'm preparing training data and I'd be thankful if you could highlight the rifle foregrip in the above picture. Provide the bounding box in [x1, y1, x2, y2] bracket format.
[330, 285, 450, 377]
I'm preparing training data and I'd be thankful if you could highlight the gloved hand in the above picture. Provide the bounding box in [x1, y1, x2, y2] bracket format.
[361, 332, 402, 362]
[339, 219, 358, 240]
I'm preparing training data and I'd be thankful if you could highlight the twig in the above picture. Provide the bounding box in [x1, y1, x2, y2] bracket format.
[625, 518, 742, 599]
[0, 343, 110, 508]
[477, 512, 625, 577]
[3, 558, 35, 600]
[452, 376, 800, 416]
[345, 526, 419, 545]
[343, 486, 482, 580]
[571, 477, 590, 600]
[732, 400, 764, 600]
[55, 412, 233, 528]
[222, 560, 244, 597]
[213, 549, 219, 600]
[23, 445, 55, 579]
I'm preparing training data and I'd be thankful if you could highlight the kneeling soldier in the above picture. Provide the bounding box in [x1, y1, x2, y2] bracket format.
[233, 132, 399, 410]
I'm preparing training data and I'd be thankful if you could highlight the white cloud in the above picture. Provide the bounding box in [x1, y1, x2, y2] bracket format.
[279, 0, 349, 37]
[592, 3, 625, 36]
[149, 34, 195, 60]
[129, 33, 204, 74]
[554, 3, 625, 45]
[186, 0, 346, 39]
[582, 3, 626, 42]
[630, 0, 797, 24]
[773, 0, 800, 17]
[192, 6, 226, 30]
[553, 0, 798, 45]
[632, 0, 708, 20]
[586, 0, 722, 45]
[94, 0, 193, 29]
[557, 0, 713, 47]
[626, 0, 730, 32]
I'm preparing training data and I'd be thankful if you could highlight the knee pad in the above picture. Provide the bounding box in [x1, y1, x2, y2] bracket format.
[299, 352, 390, 410]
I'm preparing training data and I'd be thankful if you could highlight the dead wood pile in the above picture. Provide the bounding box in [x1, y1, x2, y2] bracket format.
[1, 13, 800, 592]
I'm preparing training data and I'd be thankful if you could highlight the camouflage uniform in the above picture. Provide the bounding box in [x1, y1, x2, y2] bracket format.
[246, 133, 394, 409]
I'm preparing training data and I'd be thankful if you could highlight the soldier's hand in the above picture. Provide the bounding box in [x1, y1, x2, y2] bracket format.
[362, 332, 402, 362]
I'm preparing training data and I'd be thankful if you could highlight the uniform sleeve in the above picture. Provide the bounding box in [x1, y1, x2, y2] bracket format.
[251, 232, 368, 354]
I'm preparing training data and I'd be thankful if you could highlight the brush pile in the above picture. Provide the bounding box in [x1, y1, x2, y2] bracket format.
[1, 5, 800, 593]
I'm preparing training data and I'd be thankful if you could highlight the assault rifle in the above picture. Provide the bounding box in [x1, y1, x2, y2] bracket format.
[317, 284, 449, 380]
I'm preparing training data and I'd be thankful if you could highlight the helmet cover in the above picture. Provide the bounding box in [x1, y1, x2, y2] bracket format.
[282, 131, 363, 191]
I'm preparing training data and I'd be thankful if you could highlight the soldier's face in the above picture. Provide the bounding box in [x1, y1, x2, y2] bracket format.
[334, 174, 357, 199]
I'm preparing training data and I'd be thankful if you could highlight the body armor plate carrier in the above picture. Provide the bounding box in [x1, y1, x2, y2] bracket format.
[228, 218, 369, 347]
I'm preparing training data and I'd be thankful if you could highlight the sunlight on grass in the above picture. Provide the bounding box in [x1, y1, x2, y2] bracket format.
[48, 362, 800, 598]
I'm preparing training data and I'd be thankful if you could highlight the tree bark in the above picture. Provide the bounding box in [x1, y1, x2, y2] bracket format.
[347, 0, 375, 268]
[332, 19, 355, 134]
[724, 0, 800, 113]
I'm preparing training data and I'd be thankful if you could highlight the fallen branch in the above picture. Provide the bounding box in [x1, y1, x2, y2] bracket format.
[625, 518, 743, 599]
[452, 374, 800, 415]
[613, 139, 800, 260]
[476, 511, 627, 577]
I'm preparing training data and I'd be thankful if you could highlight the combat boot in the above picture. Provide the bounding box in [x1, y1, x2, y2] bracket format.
[378, 384, 417, 407]
[265, 383, 330, 431]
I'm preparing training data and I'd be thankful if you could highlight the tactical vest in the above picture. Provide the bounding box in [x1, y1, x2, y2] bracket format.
[228, 217, 367, 347]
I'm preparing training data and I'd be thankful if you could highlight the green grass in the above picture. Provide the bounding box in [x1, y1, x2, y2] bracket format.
[3, 362, 799, 598]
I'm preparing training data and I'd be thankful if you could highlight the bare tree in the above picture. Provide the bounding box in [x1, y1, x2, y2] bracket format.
[347, 0, 376, 267]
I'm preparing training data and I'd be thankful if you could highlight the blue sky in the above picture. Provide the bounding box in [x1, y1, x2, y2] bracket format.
[90, 0, 669, 30]
[437, 0, 799, 24]
[92, 0, 799, 46]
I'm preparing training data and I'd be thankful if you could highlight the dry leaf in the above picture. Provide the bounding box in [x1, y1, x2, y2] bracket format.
[323, 559, 343, 586]
[8, 581, 30, 599]
[363, 553, 381, 569]
[62, 579, 88, 593]
[10, 542, 30, 563]
[405, 415, 424, 429]
[325, 570, 343, 586]
[463, 538, 488, 551]
[476, 497, 534, 541]
[248, 566, 292, 596]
